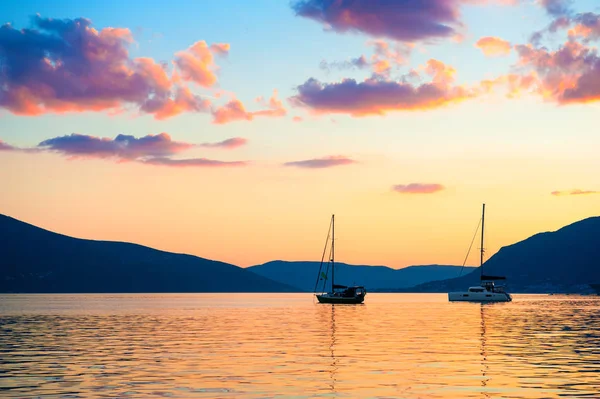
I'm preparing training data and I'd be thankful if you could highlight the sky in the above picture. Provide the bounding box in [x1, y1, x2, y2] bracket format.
[1, 0, 599, 269]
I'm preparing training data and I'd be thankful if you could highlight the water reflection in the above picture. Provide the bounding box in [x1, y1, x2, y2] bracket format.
[329, 305, 338, 394]
[1, 294, 600, 398]
[480, 304, 490, 399]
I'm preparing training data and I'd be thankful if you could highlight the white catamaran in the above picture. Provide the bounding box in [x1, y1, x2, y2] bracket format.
[315, 215, 366, 304]
[448, 204, 512, 302]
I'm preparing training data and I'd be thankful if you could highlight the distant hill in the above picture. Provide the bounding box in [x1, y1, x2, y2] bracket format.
[247, 261, 473, 291]
[0, 214, 298, 293]
[411, 216, 600, 293]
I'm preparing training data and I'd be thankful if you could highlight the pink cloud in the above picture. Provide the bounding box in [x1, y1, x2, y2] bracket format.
[209, 43, 231, 56]
[368, 40, 413, 76]
[392, 183, 445, 194]
[290, 59, 475, 116]
[140, 157, 247, 168]
[475, 37, 512, 57]
[292, 1, 516, 43]
[212, 90, 287, 124]
[0, 140, 18, 151]
[292, 116, 303, 122]
[292, 0, 461, 42]
[198, 137, 247, 149]
[174, 40, 229, 87]
[38, 133, 193, 160]
[551, 189, 599, 196]
[284, 155, 357, 169]
[0, 16, 222, 119]
[36, 132, 247, 167]
[513, 39, 600, 104]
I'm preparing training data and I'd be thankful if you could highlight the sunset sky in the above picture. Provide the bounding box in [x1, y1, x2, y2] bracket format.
[1, 0, 599, 269]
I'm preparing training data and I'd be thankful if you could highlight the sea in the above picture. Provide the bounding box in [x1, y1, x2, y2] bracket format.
[1, 293, 599, 398]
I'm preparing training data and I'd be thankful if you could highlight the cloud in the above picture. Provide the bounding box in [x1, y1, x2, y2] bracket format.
[291, 0, 462, 42]
[536, 12, 600, 44]
[0, 140, 18, 151]
[320, 41, 412, 78]
[292, 116, 303, 122]
[140, 157, 246, 168]
[513, 39, 600, 104]
[0, 16, 222, 119]
[283, 155, 357, 169]
[209, 43, 231, 56]
[35, 132, 247, 167]
[290, 59, 475, 116]
[173, 40, 229, 87]
[538, 0, 572, 17]
[38, 133, 193, 160]
[551, 189, 598, 196]
[198, 137, 247, 149]
[140, 86, 211, 120]
[0, 139, 41, 153]
[369, 40, 413, 69]
[212, 90, 287, 124]
[320, 56, 370, 72]
[475, 36, 511, 56]
[392, 183, 445, 194]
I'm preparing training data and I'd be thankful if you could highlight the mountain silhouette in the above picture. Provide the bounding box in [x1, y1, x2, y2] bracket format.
[0, 214, 298, 293]
[412, 216, 600, 293]
[248, 261, 473, 291]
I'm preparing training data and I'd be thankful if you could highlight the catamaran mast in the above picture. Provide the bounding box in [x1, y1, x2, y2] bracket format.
[480, 203, 485, 279]
[331, 214, 335, 293]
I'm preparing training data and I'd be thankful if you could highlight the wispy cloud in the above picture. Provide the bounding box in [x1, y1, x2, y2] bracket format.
[38, 133, 192, 160]
[0, 140, 18, 151]
[140, 157, 247, 168]
[198, 137, 247, 149]
[320, 56, 369, 72]
[551, 189, 599, 196]
[392, 183, 445, 194]
[35, 133, 247, 167]
[284, 156, 357, 169]
[0, 139, 41, 153]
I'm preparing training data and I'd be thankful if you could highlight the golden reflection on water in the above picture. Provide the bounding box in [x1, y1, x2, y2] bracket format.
[1, 293, 599, 398]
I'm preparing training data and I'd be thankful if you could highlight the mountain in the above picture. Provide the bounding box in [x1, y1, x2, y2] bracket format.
[411, 216, 600, 293]
[247, 261, 473, 291]
[0, 214, 298, 293]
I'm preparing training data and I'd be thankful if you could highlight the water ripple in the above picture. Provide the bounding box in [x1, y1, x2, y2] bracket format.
[1, 294, 599, 398]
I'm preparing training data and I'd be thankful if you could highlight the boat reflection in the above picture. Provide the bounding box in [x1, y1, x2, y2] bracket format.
[329, 304, 338, 394]
[480, 303, 490, 398]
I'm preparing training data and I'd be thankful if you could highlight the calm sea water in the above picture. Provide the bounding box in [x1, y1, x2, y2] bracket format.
[1, 294, 599, 398]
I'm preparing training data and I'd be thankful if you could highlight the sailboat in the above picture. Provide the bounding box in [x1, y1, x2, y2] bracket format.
[315, 215, 366, 304]
[448, 204, 512, 302]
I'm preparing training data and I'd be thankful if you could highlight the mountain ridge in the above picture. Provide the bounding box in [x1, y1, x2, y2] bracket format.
[0, 213, 299, 293]
[409, 216, 600, 293]
[248, 261, 474, 291]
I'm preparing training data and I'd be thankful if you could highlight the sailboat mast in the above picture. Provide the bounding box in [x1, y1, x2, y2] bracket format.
[480, 203, 485, 278]
[331, 214, 335, 293]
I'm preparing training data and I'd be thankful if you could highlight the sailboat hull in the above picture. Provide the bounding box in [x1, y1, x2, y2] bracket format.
[448, 291, 512, 302]
[316, 294, 365, 304]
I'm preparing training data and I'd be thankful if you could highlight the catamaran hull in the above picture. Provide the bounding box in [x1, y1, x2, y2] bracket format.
[448, 292, 512, 302]
[316, 294, 365, 304]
